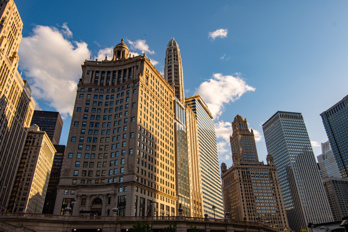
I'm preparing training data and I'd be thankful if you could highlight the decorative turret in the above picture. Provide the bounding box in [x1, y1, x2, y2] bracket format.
[113, 39, 129, 61]
[266, 154, 275, 165]
[221, 163, 227, 173]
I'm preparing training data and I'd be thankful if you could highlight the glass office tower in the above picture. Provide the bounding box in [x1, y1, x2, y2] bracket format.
[263, 111, 333, 232]
[186, 95, 224, 218]
[321, 95, 348, 178]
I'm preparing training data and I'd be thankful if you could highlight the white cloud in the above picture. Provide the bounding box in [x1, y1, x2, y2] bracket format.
[209, 29, 228, 40]
[127, 39, 154, 54]
[62, 23, 72, 38]
[311, 141, 320, 147]
[95, 47, 113, 61]
[217, 141, 229, 154]
[253, 129, 262, 142]
[215, 121, 231, 142]
[150, 59, 158, 66]
[129, 52, 140, 57]
[19, 25, 91, 117]
[197, 73, 255, 118]
[159, 71, 164, 76]
[220, 54, 226, 60]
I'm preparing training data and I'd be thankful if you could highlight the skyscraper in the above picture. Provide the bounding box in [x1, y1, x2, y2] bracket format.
[54, 39, 177, 217]
[8, 125, 56, 213]
[164, 38, 185, 103]
[322, 177, 348, 221]
[263, 111, 333, 231]
[317, 141, 341, 179]
[31, 111, 63, 145]
[221, 115, 289, 230]
[0, 0, 35, 212]
[321, 95, 348, 178]
[164, 38, 203, 217]
[43, 144, 65, 214]
[186, 95, 224, 218]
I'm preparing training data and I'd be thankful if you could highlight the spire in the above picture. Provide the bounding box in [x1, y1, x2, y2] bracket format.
[164, 38, 185, 102]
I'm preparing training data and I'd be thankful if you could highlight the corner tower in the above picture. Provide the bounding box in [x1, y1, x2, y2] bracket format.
[164, 38, 184, 102]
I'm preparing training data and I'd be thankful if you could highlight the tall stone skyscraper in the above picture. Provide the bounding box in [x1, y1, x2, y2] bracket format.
[186, 95, 224, 218]
[221, 115, 289, 230]
[31, 111, 63, 145]
[0, 0, 35, 212]
[263, 111, 333, 232]
[321, 95, 348, 178]
[164, 38, 203, 217]
[164, 38, 184, 103]
[54, 40, 177, 217]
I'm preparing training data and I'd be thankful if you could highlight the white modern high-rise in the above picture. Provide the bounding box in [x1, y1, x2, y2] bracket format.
[317, 141, 341, 179]
[186, 95, 224, 218]
[263, 111, 333, 232]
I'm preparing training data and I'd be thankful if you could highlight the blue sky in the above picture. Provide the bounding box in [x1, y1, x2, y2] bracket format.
[15, 0, 348, 167]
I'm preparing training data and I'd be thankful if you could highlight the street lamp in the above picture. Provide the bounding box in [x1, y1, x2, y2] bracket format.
[212, 205, 216, 219]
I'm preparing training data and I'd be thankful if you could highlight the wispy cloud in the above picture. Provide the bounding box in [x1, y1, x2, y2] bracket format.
[209, 29, 228, 40]
[197, 73, 255, 119]
[127, 39, 154, 54]
[253, 129, 262, 142]
[61, 22, 72, 38]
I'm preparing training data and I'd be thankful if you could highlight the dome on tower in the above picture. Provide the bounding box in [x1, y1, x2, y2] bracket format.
[113, 39, 129, 60]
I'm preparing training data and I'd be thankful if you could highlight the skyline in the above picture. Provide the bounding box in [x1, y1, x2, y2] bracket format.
[14, 0, 348, 167]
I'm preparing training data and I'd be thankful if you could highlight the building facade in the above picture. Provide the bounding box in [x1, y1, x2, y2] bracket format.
[31, 111, 63, 145]
[321, 95, 348, 178]
[263, 111, 333, 231]
[7, 125, 56, 213]
[322, 177, 348, 221]
[222, 115, 289, 230]
[317, 141, 341, 179]
[0, 0, 35, 211]
[186, 95, 224, 218]
[54, 40, 177, 217]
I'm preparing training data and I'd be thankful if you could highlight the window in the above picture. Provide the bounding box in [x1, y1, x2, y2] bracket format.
[78, 145, 83, 150]
[124, 126, 127, 131]
[74, 121, 79, 126]
[131, 117, 135, 122]
[73, 170, 79, 176]
[83, 114, 88, 119]
[121, 158, 125, 164]
[81, 129, 86, 134]
[77, 153, 82, 158]
[75, 161, 80, 167]
[132, 103, 136, 108]
[130, 132, 134, 138]
[120, 167, 124, 173]
[122, 142, 126, 147]
[77, 107, 81, 112]
[68, 153, 73, 158]
[71, 137, 76, 142]
[129, 149, 134, 155]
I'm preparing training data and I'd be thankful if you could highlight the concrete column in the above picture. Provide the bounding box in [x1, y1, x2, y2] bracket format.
[101, 195, 107, 216]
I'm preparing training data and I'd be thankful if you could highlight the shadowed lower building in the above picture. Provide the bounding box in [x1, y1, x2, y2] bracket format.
[263, 111, 333, 231]
[221, 115, 289, 230]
